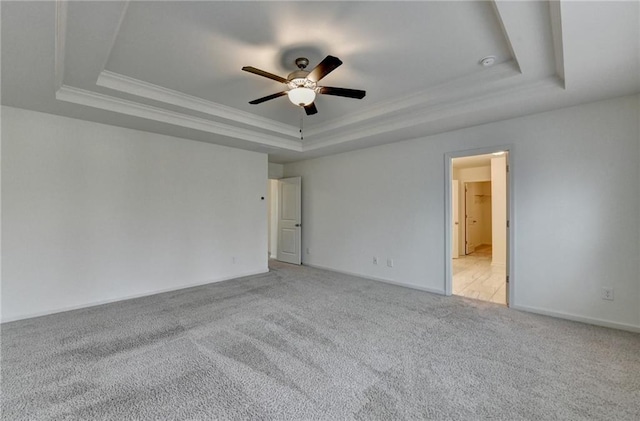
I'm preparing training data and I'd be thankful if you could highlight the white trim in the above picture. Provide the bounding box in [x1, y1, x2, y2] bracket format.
[490, 1, 522, 74]
[303, 76, 561, 152]
[98, 1, 131, 76]
[444, 145, 515, 307]
[1, 269, 269, 324]
[92, 68, 561, 155]
[55, 85, 302, 151]
[511, 304, 640, 334]
[444, 154, 454, 296]
[304, 60, 521, 138]
[97, 62, 522, 145]
[97, 70, 299, 139]
[54, 0, 68, 90]
[304, 263, 445, 296]
[548, 0, 566, 87]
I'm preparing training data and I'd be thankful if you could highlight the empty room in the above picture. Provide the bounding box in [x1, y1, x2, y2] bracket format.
[2, 1, 639, 420]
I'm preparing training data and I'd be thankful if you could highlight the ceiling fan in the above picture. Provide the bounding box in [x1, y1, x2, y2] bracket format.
[242, 55, 366, 115]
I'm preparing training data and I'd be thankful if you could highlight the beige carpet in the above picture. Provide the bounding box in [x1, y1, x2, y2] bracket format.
[2, 261, 639, 420]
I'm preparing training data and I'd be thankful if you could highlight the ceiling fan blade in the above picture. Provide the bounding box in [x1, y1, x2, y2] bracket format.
[318, 86, 366, 99]
[248, 91, 287, 105]
[242, 66, 288, 84]
[307, 55, 343, 82]
[304, 102, 318, 115]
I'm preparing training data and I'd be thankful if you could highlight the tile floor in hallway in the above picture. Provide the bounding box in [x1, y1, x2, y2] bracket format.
[453, 244, 506, 305]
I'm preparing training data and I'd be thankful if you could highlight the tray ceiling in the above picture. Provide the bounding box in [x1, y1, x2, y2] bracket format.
[2, 1, 639, 163]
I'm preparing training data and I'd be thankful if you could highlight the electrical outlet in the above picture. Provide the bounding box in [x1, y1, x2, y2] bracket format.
[306, 248, 310, 255]
[601, 287, 614, 301]
[387, 258, 394, 268]
[373, 256, 378, 265]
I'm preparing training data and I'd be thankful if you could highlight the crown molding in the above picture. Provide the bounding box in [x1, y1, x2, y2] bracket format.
[549, 0, 566, 88]
[491, 0, 522, 74]
[98, 1, 131, 77]
[304, 61, 522, 138]
[97, 63, 521, 144]
[96, 70, 299, 139]
[54, 0, 68, 91]
[91, 63, 535, 156]
[55, 85, 302, 152]
[302, 75, 562, 152]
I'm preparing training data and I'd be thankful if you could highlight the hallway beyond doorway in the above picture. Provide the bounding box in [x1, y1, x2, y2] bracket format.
[453, 245, 506, 305]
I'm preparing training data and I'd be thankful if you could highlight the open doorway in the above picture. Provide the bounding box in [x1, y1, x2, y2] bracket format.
[267, 177, 302, 265]
[446, 150, 510, 305]
[267, 179, 279, 260]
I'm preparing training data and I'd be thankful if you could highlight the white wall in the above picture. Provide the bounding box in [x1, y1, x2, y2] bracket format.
[284, 94, 640, 331]
[1, 107, 268, 322]
[268, 163, 284, 179]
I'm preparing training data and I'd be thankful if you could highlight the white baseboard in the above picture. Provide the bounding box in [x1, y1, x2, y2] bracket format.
[511, 304, 640, 333]
[303, 263, 445, 296]
[1, 268, 269, 324]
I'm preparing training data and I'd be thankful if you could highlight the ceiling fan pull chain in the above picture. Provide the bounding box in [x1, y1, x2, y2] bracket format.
[300, 108, 304, 141]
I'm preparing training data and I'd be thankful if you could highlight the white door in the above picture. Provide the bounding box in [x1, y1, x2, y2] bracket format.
[465, 183, 478, 254]
[452, 180, 459, 259]
[277, 177, 302, 265]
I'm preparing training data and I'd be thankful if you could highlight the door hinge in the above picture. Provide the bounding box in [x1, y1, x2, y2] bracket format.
[506, 164, 509, 172]
[506, 275, 509, 283]
[507, 220, 510, 228]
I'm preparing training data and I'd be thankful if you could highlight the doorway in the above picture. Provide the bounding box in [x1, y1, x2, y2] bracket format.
[267, 177, 302, 265]
[446, 149, 511, 306]
[464, 181, 492, 255]
[267, 179, 279, 260]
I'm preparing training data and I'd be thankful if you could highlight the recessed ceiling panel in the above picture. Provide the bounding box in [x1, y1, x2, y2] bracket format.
[105, 1, 513, 125]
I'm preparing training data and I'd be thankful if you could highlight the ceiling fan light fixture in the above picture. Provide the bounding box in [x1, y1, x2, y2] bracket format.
[243, 55, 365, 113]
[288, 87, 316, 106]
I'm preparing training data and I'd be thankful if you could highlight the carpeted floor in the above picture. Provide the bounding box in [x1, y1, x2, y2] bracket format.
[2, 262, 639, 420]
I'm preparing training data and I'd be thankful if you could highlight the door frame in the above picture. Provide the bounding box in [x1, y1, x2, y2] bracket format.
[444, 145, 515, 306]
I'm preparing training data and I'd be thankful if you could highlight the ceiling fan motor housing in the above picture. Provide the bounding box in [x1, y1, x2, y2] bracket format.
[287, 72, 317, 90]
[287, 58, 318, 90]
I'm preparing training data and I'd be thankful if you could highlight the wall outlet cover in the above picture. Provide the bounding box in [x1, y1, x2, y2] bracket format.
[601, 287, 614, 301]
[387, 258, 394, 267]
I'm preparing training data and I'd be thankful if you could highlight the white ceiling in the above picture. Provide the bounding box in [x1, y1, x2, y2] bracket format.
[2, 1, 639, 163]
